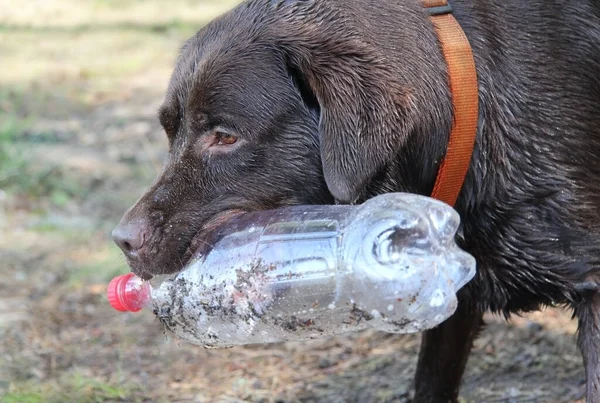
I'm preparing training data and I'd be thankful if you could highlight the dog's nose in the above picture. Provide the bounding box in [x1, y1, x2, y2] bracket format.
[112, 219, 149, 258]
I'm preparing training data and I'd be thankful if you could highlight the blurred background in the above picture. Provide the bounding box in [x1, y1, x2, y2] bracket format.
[0, 1, 588, 402]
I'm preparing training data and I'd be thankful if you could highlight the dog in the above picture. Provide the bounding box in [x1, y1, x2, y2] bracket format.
[112, 0, 600, 401]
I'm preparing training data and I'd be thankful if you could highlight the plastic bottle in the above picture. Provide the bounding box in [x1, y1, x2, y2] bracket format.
[107, 193, 476, 348]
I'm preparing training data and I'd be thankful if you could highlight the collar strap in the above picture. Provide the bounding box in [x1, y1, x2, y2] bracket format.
[422, 0, 479, 207]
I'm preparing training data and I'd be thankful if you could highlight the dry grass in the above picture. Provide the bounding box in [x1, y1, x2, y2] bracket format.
[0, 0, 240, 28]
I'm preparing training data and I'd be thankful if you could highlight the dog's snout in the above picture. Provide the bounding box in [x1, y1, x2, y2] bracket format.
[112, 219, 149, 258]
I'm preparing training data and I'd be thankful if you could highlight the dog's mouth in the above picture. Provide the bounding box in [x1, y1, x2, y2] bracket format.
[179, 209, 247, 269]
[131, 209, 247, 281]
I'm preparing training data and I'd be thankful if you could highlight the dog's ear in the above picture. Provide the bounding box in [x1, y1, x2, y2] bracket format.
[283, 49, 416, 204]
[274, 3, 440, 204]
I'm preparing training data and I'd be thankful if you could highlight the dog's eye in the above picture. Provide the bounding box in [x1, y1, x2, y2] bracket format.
[215, 132, 238, 146]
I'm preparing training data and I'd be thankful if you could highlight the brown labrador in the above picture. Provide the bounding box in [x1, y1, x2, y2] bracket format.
[112, 0, 600, 401]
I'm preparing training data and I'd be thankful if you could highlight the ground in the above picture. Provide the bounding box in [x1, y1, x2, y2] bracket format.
[0, 1, 588, 402]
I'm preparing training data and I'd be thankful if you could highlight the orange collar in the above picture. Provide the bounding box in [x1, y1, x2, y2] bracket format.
[422, 0, 479, 207]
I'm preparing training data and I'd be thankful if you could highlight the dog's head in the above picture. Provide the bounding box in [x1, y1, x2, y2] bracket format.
[112, 0, 452, 279]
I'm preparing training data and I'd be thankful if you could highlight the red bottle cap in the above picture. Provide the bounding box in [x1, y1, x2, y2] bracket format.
[107, 273, 149, 312]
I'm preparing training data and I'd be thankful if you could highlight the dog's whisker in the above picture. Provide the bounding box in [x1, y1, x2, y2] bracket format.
[194, 238, 226, 259]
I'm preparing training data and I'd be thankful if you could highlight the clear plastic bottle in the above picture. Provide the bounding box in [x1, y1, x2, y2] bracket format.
[107, 193, 476, 348]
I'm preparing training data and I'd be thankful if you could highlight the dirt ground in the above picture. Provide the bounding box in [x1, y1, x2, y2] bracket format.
[0, 1, 588, 402]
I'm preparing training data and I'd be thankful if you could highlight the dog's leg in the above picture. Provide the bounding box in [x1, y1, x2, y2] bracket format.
[576, 292, 600, 402]
[413, 297, 483, 403]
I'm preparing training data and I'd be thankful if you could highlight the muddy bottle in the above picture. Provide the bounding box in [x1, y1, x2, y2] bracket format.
[107, 193, 476, 348]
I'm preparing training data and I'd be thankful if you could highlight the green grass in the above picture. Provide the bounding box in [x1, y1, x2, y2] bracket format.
[0, 92, 72, 204]
[1, 392, 44, 403]
[2, 373, 142, 403]
[0, 147, 86, 209]
[0, 96, 96, 209]
[21, 166, 85, 205]
[0, 115, 32, 187]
